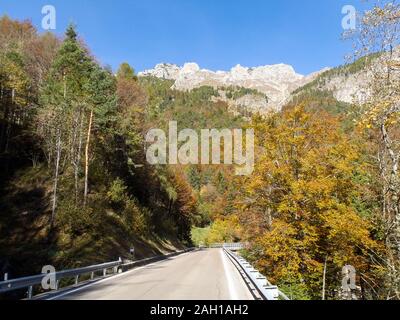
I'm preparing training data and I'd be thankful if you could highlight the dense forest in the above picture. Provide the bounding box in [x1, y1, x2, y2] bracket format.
[1, 1, 399, 301]
[0, 17, 245, 282]
[0, 17, 204, 279]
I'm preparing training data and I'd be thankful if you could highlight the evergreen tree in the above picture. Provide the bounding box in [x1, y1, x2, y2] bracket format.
[39, 24, 94, 225]
[83, 64, 117, 205]
[117, 62, 137, 81]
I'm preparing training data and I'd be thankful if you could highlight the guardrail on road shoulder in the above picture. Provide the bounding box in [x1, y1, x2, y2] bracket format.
[209, 243, 245, 250]
[0, 259, 122, 299]
[223, 248, 290, 301]
[0, 248, 195, 299]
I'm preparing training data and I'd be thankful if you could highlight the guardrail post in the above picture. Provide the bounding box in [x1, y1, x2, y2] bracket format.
[223, 248, 289, 301]
[27, 286, 33, 299]
[0, 259, 123, 297]
[264, 286, 279, 300]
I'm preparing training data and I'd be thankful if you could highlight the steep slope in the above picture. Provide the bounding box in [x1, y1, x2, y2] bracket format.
[139, 53, 393, 115]
[139, 62, 325, 113]
[292, 54, 384, 105]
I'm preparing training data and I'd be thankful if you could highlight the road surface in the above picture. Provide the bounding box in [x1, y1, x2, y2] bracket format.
[49, 249, 254, 300]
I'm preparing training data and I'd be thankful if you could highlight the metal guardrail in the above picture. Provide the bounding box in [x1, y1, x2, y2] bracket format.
[209, 243, 245, 250]
[0, 248, 195, 299]
[223, 248, 290, 301]
[0, 259, 122, 299]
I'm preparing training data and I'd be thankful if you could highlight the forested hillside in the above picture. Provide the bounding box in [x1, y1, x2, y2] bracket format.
[0, 18, 205, 278]
[0, 17, 247, 282]
[1, 2, 399, 301]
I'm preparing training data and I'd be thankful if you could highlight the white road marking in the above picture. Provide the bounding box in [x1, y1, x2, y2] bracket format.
[220, 249, 239, 300]
[47, 252, 192, 300]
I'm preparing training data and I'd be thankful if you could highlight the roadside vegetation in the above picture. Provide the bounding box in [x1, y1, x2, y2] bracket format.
[1, 0, 399, 300]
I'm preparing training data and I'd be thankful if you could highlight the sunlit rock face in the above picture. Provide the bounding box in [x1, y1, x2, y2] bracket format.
[139, 62, 326, 112]
[139, 63, 181, 80]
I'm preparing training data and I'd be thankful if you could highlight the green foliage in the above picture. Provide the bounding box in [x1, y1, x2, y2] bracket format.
[107, 178, 129, 205]
[191, 218, 242, 246]
[204, 216, 242, 244]
[278, 280, 312, 300]
[191, 227, 210, 246]
[293, 53, 381, 96]
[1, 16, 392, 301]
[224, 85, 267, 102]
[287, 90, 351, 115]
[57, 199, 97, 237]
[117, 62, 137, 81]
[187, 86, 220, 102]
[0, 21, 201, 282]
[85, 64, 118, 132]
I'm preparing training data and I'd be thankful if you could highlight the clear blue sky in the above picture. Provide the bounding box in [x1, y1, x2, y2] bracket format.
[0, 0, 370, 75]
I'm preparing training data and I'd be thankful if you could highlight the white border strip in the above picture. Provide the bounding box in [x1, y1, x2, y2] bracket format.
[220, 249, 239, 300]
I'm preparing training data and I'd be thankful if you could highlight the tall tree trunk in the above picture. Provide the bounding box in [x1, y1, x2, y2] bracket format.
[0, 103, 9, 153]
[322, 256, 327, 300]
[168, 199, 173, 217]
[74, 112, 84, 204]
[0, 84, 6, 152]
[84, 109, 93, 207]
[51, 129, 62, 228]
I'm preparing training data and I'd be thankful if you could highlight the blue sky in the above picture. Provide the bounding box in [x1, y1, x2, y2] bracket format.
[0, 0, 370, 75]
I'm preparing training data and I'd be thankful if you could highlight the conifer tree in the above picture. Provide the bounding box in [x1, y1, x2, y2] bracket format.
[39, 24, 93, 226]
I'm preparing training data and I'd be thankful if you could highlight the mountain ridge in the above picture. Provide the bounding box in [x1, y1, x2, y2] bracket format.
[139, 62, 330, 112]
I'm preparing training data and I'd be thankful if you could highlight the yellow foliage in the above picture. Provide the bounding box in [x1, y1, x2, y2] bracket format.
[237, 105, 380, 298]
[206, 215, 242, 244]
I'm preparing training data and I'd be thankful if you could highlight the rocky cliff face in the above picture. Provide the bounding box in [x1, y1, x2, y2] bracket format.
[139, 61, 371, 113]
[292, 49, 400, 105]
[292, 64, 372, 106]
[139, 62, 324, 112]
[140, 63, 181, 80]
[322, 71, 370, 104]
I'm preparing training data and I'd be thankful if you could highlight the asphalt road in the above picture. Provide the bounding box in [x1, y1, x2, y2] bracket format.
[49, 249, 254, 300]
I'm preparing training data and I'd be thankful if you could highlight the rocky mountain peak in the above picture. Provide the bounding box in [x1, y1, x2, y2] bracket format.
[138, 62, 326, 112]
[181, 62, 201, 74]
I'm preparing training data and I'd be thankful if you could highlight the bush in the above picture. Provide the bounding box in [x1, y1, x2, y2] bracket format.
[57, 199, 96, 237]
[107, 178, 129, 205]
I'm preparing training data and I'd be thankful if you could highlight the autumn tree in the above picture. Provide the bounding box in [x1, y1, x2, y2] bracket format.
[0, 17, 59, 164]
[38, 25, 93, 225]
[117, 62, 137, 81]
[170, 170, 198, 241]
[346, 0, 400, 298]
[0, 51, 30, 153]
[237, 105, 379, 299]
[114, 62, 148, 175]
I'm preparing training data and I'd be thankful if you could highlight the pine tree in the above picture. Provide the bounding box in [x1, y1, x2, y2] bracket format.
[83, 64, 117, 206]
[117, 62, 137, 81]
[39, 24, 94, 226]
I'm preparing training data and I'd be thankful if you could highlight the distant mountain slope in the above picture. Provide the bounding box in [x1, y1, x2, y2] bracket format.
[139, 63, 325, 113]
[292, 54, 385, 106]
[139, 52, 391, 116]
